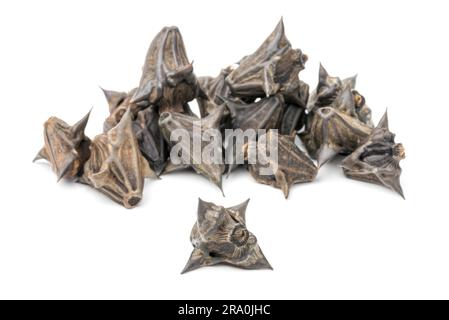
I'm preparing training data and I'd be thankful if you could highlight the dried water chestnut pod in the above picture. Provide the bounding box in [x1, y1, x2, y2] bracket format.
[101, 88, 169, 174]
[248, 130, 318, 198]
[300, 107, 373, 166]
[133, 106, 168, 175]
[131, 26, 201, 114]
[341, 111, 405, 198]
[158, 105, 226, 192]
[182, 199, 272, 273]
[225, 94, 284, 131]
[80, 109, 156, 208]
[101, 88, 129, 114]
[226, 19, 307, 101]
[306, 64, 373, 125]
[34, 110, 91, 181]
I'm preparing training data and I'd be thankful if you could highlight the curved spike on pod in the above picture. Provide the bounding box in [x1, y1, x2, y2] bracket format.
[100, 87, 127, 113]
[81, 108, 156, 208]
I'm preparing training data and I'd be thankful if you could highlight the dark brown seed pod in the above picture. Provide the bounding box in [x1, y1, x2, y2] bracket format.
[80, 108, 157, 208]
[182, 198, 272, 274]
[225, 94, 284, 131]
[300, 107, 373, 166]
[341, 111, 405, 198]
[133, 106, 168, 175]
[130, 26, 201, 114]
[33, 110, 91, 181]
[226, 18, 307, 101]
[306, 64, 373, 126]
[158, 105, 225, 192]
[248, 130, 317, 198]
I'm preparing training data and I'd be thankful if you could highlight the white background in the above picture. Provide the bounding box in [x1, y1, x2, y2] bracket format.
[0, 0, 448, 299]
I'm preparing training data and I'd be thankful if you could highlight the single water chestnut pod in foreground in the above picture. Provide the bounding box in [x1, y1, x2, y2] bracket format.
[182, 199, 272, 274]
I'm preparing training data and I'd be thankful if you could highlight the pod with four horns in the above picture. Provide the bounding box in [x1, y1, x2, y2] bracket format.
[341, 111, 405, 198]
[182, 198, 272, 274]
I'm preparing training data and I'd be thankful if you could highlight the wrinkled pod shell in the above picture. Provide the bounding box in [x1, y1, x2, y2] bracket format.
[80, 108, 157, 208]
[34, 110, 92, 181]
[182, 198, 272, 273]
